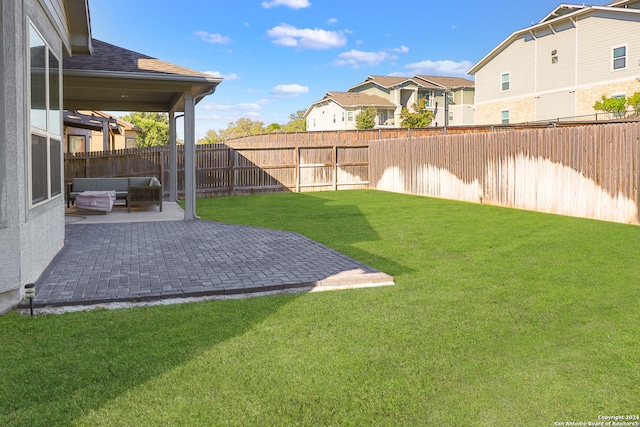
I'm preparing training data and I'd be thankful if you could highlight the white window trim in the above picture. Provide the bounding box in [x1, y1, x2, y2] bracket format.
[501, 109, 510, 125]
[27, 19, 62, 207]
[612, 44, 627, 71]
[501, 72, 511, 92]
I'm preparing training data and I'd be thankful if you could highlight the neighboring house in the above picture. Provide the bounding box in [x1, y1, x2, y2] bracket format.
[305, 92, 396, 131]
[304, 75, 475, 131]
[64, 110, 141, 153]
[468, 0, 640, 125]
[0, 1, 221, 314]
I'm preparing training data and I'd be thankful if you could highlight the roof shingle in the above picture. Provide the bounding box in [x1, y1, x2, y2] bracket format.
[63, 39, 212, 78]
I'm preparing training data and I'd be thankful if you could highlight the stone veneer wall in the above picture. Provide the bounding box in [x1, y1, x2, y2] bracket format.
[474, 98, 536, 125]
[576, 79, 640, 118]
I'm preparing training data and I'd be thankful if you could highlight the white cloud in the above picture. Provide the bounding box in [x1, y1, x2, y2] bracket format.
[392, 45, 409, 53]
[327, 18, 338, 25]
[266, 24, 347, 49]
[195, 30, 233, 44]
[270, 84, 309, 98]
[404, 59, 474, 76]
[261, 0, 311, 9]
[203, 71, 240, 80]
[333, 49, 397, 68]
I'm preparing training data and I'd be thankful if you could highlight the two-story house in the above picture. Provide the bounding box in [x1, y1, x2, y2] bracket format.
[469, 0, 640, 125]
[304, 75, 475, 131]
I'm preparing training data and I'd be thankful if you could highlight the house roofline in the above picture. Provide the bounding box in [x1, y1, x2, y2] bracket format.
[348, 75, 441, 92]
[467, 5, 640, 75]
[63, 68, 223, 85]
[63, 0, 93, 55]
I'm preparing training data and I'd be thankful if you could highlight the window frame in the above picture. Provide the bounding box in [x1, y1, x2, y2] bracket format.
[612, 44, 627, 71]
[27, 20, 62, 207]
[501, 110, 510, 125]
[501, 72, 510, 92]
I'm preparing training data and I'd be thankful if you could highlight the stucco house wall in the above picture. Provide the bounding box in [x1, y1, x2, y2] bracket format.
[0, 0, 72, 314]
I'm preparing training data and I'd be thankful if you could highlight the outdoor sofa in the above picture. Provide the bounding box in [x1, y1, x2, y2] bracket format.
[66, 177, 162, 212]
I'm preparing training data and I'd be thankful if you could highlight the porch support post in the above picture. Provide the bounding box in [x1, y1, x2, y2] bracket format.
[183, 92, 198, 220]
[169, 109, 178, 202]
[102, 121, 110, 151]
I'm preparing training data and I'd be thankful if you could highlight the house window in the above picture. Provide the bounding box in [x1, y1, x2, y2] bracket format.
[501, 73, 510, 91]
[125, 137, 137, 149]
[613, 45, 626, 70]
[347, 111, 353, 122]
[333, 113, 336, 123]
[501, 110, 510, 125]
[446, 92, 454, 104]
[448, 111, 454, 122]
[29, 23, 62, 205]
[68, 135, 85, 153]
[342, 112, 345, 122]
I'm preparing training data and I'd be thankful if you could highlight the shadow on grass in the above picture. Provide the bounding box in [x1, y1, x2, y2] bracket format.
[0, 295, 296, 426]
[196, 191, 413, 278]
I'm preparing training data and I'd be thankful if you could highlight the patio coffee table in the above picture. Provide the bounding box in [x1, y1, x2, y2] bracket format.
[75, 190, 116, 213]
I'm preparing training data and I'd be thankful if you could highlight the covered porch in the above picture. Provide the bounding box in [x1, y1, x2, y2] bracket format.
[62, 39, 222, 220]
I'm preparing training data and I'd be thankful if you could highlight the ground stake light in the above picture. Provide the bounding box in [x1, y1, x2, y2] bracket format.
[24, 283, 35, 316]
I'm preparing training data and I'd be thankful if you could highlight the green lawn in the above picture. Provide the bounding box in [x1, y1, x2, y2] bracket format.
[2, 190, 639, 426]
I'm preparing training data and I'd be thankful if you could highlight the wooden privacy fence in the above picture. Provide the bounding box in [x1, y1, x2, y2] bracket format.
[369, 122, 640, 225]
[64, 122, 640, 225]
[64, 143, 370, 197]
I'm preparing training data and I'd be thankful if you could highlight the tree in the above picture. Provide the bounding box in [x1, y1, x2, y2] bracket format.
[198, 129, 227, 144]
[626, 92, 640, 116]
[355, 107, 378, 130]
[400, 98, 435, 128]
[265, 123, 282, 133]
[120, 112, 170, 147]
[593, 95, 627, 118]
[225, 117, 265, 139]
[281, 110, 307, 132]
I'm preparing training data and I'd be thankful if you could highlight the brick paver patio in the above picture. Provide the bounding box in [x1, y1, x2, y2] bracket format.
[21, 220, 393, 311]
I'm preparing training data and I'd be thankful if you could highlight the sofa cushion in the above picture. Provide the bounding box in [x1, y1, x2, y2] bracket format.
[128, 177, 152, 187]
[149, 177, 161, 187]
[72, 178, 129, 192]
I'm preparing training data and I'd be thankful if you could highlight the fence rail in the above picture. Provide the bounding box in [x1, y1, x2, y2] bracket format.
[64, 121, 640, 225]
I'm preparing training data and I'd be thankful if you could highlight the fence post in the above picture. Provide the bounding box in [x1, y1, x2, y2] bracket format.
[295, 146, 300, 193]
[229, 147, 235, 195]
[333, 145, 338, 191]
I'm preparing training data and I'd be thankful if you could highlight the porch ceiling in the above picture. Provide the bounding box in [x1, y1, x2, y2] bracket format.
[62, 39, 222, 112]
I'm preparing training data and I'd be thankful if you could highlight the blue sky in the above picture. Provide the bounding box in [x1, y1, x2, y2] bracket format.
[89, 0, 571, 137]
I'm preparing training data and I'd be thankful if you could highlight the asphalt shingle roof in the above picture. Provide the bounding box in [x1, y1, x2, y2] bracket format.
[63, 39, 212, 78]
